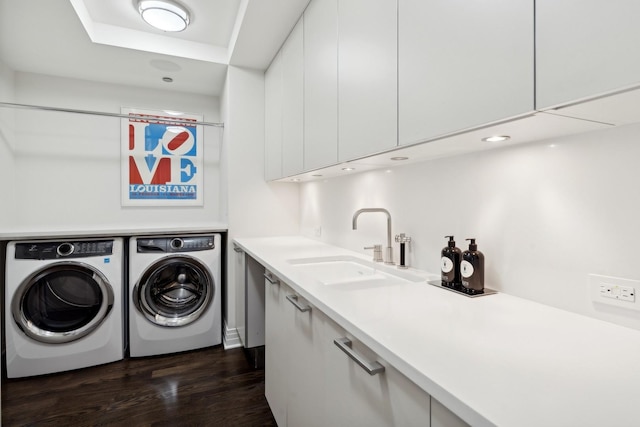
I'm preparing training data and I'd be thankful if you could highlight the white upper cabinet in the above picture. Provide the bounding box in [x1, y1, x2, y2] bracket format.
[338, 0, 398, 161]
[264, 50, 283, 181]
[303, 0, 338, 171]
[398, 0, 534, 146]
[281, 18, 305, 177]
[536, 0, 640, 109]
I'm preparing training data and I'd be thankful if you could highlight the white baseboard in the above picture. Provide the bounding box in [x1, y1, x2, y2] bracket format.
[223, 320, 242, 350]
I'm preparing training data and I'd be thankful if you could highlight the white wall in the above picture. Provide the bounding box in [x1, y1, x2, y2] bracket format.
[0, 59, 15, 228]
[300, 123, 640, 331]
[223, 66, 299, 335]
[10, 72, 223, 229]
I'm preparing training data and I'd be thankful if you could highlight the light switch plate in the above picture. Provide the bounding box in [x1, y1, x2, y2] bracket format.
[589, 274, 640, 311]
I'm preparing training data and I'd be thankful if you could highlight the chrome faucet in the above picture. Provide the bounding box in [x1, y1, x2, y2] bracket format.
[352, 208, 394, 265]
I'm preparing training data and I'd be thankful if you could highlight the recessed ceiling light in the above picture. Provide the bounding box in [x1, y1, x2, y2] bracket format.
[342, 167, 355, 171]
[311, 174, 323, 177]
[138, 0, 190, 32]
[291, 178, 301, 182]
[162, 76, 173, 83]
[481, 135, 511, 143]
[390, 156, 408, 161]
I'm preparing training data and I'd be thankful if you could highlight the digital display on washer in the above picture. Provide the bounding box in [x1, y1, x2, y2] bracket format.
[136, 235, 215, 253]
[15, 240, 114, 260]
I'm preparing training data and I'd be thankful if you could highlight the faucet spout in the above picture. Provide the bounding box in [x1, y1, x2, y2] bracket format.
[352, 208, 394, 265]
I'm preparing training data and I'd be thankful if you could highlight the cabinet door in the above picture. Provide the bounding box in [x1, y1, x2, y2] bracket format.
[304, 0, 339, 171]
[323, 320, 431, 426]
[431, 397, 469, 427]
[264, 272, 288, 426]
[338, 0, 397, 161]
[536, 0, 640, 109]
[398, 0, 533, 146]
[244, 255, 266, 348]
[284, 291, 327, 427]
[265, 51, 283, 181]
[234, 247, 246, 347]
[281, 18, 305, 177]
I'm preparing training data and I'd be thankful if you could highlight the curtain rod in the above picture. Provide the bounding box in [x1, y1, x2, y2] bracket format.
[0, 101, 224, 127]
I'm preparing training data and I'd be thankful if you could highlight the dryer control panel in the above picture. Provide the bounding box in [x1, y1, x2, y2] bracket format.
[137, 235, 215, 253]
[15, 240, 114, 260]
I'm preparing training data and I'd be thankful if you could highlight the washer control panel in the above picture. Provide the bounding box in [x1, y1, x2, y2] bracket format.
[137, 235, 215, 253]
[15, 240, 114, 260]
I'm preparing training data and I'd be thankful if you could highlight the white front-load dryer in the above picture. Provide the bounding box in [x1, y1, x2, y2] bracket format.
[5, 238, 124, 378]
[128, 234, 222, 357]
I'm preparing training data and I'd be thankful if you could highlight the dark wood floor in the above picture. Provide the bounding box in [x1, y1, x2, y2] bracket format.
[1, 345, 276, 427]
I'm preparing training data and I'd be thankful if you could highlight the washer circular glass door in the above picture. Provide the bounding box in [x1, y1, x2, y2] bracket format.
[12, 262, 115, 344]
[134, 255, 213, 327]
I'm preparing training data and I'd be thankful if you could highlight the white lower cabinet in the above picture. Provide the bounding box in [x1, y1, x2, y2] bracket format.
[265, 272, 437, 427]
[283, 293, 325, 426]
[264, 273, 326, 427]
[431, 397, 469, 427]
[264, 271, 288, 426]
[323, 319, 431, 427]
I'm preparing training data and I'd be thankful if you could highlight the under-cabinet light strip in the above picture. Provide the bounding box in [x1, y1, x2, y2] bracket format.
[0, 101, 224, 127]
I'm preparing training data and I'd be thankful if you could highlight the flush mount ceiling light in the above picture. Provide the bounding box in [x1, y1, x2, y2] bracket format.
[342, 167, 355, 171]
[138, 0, 190, 32]
[390, 156, 409, 161]
[482, 135, 511, 143]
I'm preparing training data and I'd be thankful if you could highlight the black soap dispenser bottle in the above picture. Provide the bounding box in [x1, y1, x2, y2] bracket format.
[441, 236, 462, 290]
[461, 238, 484, 295]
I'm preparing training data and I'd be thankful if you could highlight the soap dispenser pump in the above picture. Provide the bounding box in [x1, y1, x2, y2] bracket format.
[441, 236, 462, 289]
[461, 238, 484, 295]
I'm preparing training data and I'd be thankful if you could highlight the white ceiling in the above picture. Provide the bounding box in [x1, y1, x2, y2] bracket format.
[0, 0, 310, 96]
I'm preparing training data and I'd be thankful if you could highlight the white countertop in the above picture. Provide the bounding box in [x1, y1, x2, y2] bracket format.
[234, 236, 640, 427]
[0, 222, 228, 240]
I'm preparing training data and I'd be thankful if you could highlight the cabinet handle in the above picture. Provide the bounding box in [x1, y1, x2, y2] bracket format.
[334, 337, 385, 376]
[264, 272, 280, 285]
[233, 246, 243, 253]
[286, 294, 311, 312]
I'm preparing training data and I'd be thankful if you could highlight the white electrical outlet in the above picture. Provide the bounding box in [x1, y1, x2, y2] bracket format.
[589, 274, 640, 311]
[314, 226, 322, 237]
[598, 284, 635, 302]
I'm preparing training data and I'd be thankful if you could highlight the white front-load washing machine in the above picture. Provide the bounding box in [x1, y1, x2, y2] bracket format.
[5, 238, 124, 378]
[128, 234, 222, 357]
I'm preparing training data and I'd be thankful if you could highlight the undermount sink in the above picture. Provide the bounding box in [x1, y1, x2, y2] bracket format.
[287, 255, 423, 286]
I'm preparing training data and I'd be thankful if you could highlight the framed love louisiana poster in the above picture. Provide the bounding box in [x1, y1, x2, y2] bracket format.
[121, 107, 204, 206]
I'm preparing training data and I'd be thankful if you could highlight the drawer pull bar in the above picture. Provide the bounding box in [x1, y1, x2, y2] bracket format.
[286, 294, 311, 312]
[264, 273, 279, 285]
[334, 337, 385, 376]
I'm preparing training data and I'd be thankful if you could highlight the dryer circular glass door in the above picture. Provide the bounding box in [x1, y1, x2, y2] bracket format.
[12, 262, 115, 344]
[134, 255, 213, 327]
